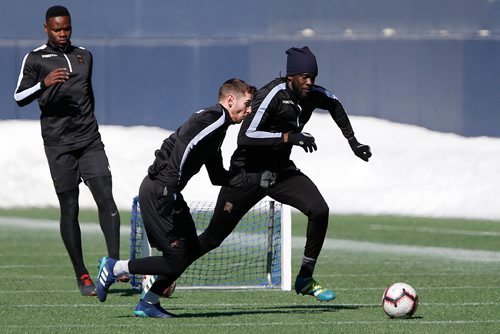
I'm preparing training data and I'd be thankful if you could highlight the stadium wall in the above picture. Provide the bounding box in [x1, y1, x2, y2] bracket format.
[1, 0, 499, 137]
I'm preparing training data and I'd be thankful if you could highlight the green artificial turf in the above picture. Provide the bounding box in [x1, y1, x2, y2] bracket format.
[0, 209, 499, 333]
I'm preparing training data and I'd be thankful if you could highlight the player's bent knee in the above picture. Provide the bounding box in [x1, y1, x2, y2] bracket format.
[198, 236, 224, 255]
[307, 201, 329, 221]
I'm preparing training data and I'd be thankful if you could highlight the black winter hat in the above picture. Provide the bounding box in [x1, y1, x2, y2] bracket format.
[286, 46, 318, 76]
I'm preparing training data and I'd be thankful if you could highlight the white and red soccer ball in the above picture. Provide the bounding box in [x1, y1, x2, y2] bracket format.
[382, 282, 419, 319]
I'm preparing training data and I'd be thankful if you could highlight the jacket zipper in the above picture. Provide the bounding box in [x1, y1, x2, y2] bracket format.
[296, 104, 302, 128]
[62, 53, 73, 72]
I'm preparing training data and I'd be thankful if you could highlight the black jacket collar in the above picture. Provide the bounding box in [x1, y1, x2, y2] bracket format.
[46, 41, 73, 53]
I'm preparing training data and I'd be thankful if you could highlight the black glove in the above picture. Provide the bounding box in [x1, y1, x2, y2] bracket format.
[158, 186, 177, 218]
[349, 138, 372, 162]
[287, 132, 317, 153]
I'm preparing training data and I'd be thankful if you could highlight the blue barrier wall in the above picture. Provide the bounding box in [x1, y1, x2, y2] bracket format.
[2, 0, 500, 136]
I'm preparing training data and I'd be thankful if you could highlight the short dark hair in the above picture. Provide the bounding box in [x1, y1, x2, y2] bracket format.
[45, 5, 71, 21]
[218, 78, 256, 100]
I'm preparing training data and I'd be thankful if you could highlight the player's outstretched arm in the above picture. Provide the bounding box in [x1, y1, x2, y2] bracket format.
[348, 137, 372, 162]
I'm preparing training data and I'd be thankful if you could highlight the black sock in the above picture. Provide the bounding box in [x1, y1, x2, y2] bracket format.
[298, 256, 316, 278]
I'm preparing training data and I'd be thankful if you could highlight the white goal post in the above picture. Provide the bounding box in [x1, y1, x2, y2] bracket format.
[129, 197, 292, 291]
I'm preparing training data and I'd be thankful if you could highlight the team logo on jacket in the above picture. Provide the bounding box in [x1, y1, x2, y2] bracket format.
[77, 55, 84, 64]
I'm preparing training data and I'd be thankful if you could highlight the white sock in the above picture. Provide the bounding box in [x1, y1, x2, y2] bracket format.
[113, 260, 130, 276]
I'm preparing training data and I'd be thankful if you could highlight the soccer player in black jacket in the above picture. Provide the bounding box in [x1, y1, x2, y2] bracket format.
[198, 46, 372, 302]
[13, 6, 122, 296]
[95, 78, 255, 318]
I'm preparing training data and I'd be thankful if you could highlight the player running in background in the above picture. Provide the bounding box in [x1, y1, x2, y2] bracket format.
[14, 6, 123, 296]
[95, 79, 255, 318]
[196, 46, 372, 302]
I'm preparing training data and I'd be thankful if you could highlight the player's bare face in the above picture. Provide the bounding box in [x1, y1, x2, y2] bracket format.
[229, 92, 253, 124]
[289, 74, 316, 98]
[45, 16, 72, 49]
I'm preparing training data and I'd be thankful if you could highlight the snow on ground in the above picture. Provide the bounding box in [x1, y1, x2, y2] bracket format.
[1, 115, 499, 220]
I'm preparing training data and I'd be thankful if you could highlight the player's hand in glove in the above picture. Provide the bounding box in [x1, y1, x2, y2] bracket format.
[158, 186, 177, 217]
[285, 132, 317, 153]
[349, 138, 372, 162]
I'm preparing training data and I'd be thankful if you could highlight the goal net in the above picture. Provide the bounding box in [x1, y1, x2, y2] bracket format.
[129, 196, 292, 290]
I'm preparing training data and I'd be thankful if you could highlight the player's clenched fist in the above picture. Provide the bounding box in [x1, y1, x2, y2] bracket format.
[43, 68, 69, 87]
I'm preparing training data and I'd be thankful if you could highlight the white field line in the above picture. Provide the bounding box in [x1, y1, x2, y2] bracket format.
[2, 270, 496, 278]
[2, 217, 500, 262]
[293, 237, 500, 263]
[319, 271, 498, 277]
[8, 301, 500, 308]
[1, 320, 500, 330]
[370, 224, 500, 237]
[2, 285, 498, 295]
[0, 216, 130, 233]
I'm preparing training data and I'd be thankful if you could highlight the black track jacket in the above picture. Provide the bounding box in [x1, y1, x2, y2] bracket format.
[148, 104, 235, 191]
[14, 42, 100, 147]
[231, 77, 356, 172]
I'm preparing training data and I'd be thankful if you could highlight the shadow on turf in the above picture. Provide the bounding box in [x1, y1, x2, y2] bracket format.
[106, 287, 141, 297]
[115, 304, 362, 319]
[193, 305, 353, 318]
[106, 288, 371, 319]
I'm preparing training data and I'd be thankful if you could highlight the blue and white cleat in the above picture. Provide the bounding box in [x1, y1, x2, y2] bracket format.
[133, 300, 176, 318]
[294, 276, 336, 302]
[96, 256, 117, 302]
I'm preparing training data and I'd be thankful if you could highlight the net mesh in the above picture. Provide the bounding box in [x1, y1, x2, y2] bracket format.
[129, 196, 283, 289]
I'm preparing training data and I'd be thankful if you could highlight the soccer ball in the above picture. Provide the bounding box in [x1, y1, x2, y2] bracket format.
[381, 282, 419, 319]
[141, 275, 176, 298]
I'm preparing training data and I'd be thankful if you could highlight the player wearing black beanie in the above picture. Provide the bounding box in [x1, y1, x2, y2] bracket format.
[286, 46, 318, 76]
[188, 46, 372, 303]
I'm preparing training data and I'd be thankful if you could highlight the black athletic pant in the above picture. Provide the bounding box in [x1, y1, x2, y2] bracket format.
[145, 168, 330, 290]
[57, 175, 120, 278]
[198, 168, 329, 262]
[128, 176, 199, 295]
[86, 175, 121, 260]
